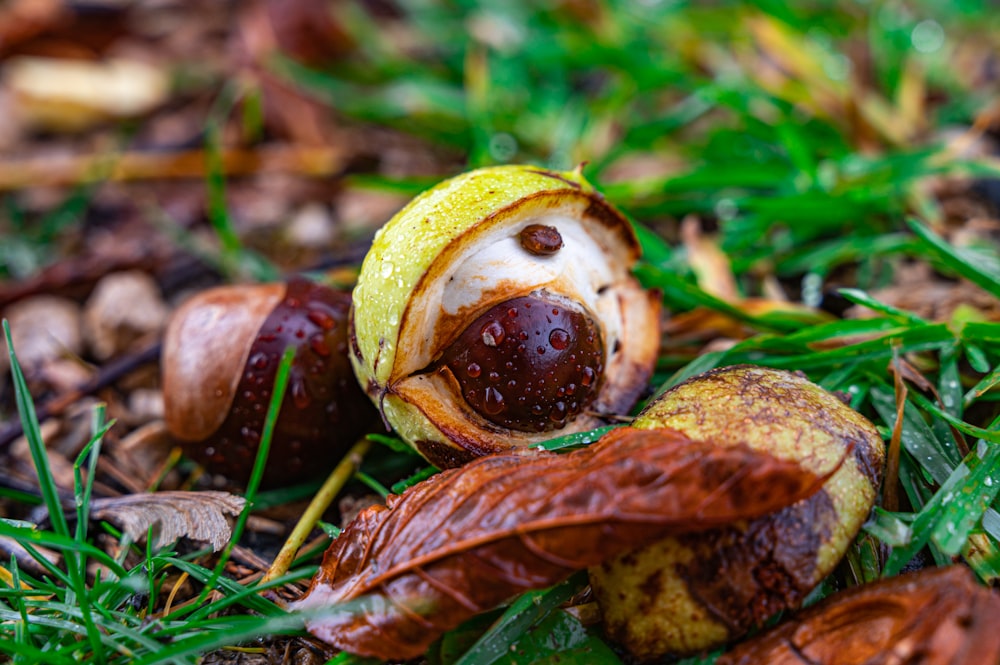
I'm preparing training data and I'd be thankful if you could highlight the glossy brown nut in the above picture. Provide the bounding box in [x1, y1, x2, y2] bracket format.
[438, 292, 604, 432]
[518, 224, 564, 255]
[162, 277, 377, 487]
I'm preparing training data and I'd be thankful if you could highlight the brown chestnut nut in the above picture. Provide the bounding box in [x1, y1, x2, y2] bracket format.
[436, 293, 604, 432]
[162, 277, 377, 487]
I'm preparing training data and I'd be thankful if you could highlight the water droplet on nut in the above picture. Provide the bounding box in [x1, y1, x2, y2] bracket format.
[307, 309, 336, 330]
[292, 378, 310, 409]
[309, 334, 331, 356]
[481, 321, 505, 347]
[484, 387, 506, 414]
[549, 328, 570, 350]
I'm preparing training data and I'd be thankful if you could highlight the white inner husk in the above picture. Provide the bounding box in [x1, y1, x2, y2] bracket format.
[394, 212, 627, 379]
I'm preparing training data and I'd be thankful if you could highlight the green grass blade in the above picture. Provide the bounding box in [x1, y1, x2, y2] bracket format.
[907, 217, 1000, 297]
[710, 323, 955, 376]
[73, 406, 112, 545]
[837, 288, 928, 325]
[3, 320, 106, 659]
[962, 321, 1000, 344]
[883, 441, 1000, 574]
[129, 612, 305, 665]
[0, 639, 76, 665]
[453, 573, 587, 665]
[3, 320, 71, 539]
[930, 443, 1000, 556]
[390, 466, 440, 494]
[0, 521, 128, 579]
[197, 345, 295, 607]
[634, 264, 824, 333]
[906, 390, 1000, 444]
[870, 386, 962, 482]
[163, 558, 285, 621]
[864, 508, 913, 547]
[535, 426, 619, 452]
[965, 363, 1000, 409]
[488, 608, 623, 664]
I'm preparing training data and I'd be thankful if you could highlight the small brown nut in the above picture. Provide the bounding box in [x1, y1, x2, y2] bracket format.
[518, 224, 563, 255]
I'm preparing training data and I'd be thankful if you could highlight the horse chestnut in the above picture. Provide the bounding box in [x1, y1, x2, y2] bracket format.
[162, 277, 377, 487]
[437, 293, 604, 432]
[349, 165, 661, 467]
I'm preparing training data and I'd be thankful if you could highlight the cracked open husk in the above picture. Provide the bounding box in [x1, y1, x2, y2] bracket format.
[349, 164, 660, 467]
[588, 365, 885, 661]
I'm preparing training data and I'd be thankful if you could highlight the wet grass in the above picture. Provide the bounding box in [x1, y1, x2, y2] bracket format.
[3, 0, 1000, 663]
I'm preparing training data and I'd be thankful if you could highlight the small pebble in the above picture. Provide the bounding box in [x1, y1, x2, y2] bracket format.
[1, 295, 83, 373]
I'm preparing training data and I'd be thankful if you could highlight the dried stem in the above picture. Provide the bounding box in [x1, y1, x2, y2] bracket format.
[0, 145, 346, 192]
[262, 436, 372, 587]
[884, 353, 907, 512]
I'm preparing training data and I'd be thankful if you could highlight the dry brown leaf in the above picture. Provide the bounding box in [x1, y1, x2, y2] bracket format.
[681, 214, 739, 302]
[293, 427, 837, 660]
[89, 491, 245, 551]
[718, 565, 1000, 665]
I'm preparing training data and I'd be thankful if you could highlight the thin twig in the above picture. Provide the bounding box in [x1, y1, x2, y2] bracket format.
[884, 353, 907, 513]
[0, 145, 347, 192]
[262, 437, 372, 587]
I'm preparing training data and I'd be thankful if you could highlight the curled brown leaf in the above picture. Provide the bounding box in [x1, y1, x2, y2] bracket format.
[717, 565, 1000, 665]
[293, 427, 838, 660]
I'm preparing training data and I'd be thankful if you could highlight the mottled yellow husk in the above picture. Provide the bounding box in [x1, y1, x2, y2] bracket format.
[350, 164, 659, 465]
[589, 365, 885, 661]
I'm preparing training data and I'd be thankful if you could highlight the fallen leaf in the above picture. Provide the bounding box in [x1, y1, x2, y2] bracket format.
[681, 214, 739, 302]
[89, 491, 246, 551]
[717, 565, 1000, 665]
[293, 427, 836, 660]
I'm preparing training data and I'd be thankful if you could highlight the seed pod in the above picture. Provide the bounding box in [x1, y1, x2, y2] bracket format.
[588, 365, 885, 661]
[162, 277, 376, 487]
[350, 164, 661, 467]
